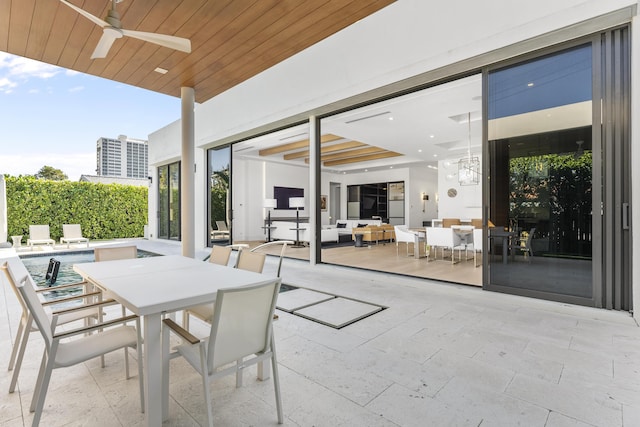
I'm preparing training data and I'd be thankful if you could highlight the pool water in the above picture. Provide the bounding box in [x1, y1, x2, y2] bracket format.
[21, 249, 159, 289]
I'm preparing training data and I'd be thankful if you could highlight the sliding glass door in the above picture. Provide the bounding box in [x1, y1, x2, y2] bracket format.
[485, 28, 631, 308]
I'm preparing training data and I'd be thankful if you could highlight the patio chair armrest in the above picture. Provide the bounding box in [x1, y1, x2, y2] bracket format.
[36, 280, 90, 293]
[41, 290, 102, 306]
[53, 314, 139, 340]
[51, 298, 117, 316]
[163, 318, 200, 345]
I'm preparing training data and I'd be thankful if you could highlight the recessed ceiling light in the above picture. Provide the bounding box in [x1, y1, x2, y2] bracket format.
[418, 149, 422, 153]
[154, 67, 168, 74]
[433, 154, 438, 157]
[430, 135, 435, 138]
[365, 169, 368, 172]
[389, 166, 393, 169]
[388, 117, 394, 121]
[527, 82, 534, 87]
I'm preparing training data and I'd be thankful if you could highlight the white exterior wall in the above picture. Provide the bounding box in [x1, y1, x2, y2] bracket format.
[148, 0, 639, 316]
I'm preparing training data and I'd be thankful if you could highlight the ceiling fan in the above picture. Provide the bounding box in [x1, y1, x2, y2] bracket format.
[60, 0, 191, 59]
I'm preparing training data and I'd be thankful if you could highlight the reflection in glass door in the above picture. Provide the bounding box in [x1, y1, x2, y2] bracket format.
[157, 161, 181, 240]
[208, 146, 231, 246]
[486, 44, 594, 301]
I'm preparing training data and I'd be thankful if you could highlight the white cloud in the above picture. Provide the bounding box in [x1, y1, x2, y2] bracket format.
[0, 52, 61, 79]
[0, 152, 96, 181]
[69, 86, 84, 93]
[0, 77, 17, 93]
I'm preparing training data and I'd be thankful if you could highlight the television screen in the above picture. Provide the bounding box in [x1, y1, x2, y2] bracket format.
[273, 186, 304, 209]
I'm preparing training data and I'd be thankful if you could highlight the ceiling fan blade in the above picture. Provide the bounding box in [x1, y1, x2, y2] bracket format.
[91, 29, 122, 59]
[121, 29, 191, 53]
[59, 0, 108, 27]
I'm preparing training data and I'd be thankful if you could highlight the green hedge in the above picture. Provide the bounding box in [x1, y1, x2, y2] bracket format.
[5, 175, 148, 241]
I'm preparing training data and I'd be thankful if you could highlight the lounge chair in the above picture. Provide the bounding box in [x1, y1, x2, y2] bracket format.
[60, 224, 89, 248]
[211, 220, 230, 240]
[27, 225, 55, 250]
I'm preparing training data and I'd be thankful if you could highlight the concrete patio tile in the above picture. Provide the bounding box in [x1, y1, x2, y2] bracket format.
[473, 342, 564, 383]
[276, 288, 334, 312]
[623, 404, 640, 427]
[365, 325, 441, 364]
[545, 411, 596, 427]
[294, 297, 383, 329]
[422, 349, 515, 395]
[506, 373, 623, 427]
[366, 382, 480, 427]
[266, 365, 397, 427]
[434, 376, 549, 426]
[558, 373, 640, 408]
[525, 339, 614, 378]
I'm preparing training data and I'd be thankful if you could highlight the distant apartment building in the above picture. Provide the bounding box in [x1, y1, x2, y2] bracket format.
[96, 136, 148, 178]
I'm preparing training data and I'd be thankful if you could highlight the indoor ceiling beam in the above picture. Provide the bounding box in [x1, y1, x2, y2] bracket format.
[323, 151, 403, 166]
[258, 133, 342, 156]
[284, 140, 367, 160]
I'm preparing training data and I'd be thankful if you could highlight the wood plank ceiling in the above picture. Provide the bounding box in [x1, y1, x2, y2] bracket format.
[0, 0, 395, 103]
[258, 134, 402, 167]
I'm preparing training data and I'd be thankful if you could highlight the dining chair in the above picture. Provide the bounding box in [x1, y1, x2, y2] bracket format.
[393, 225, 424, 257]
[203, 245, 233, 266]
[164, 278, 283, 427]
[94, 245, 138, 262]
[1, 261, 102, 394]
[184, 247, 268, 329]
[249, 240, 294, 277]
[425, 227, 465, 264]
[518, 227, 536, 261]
[472, 228, 483, 267]
[4, 263, 144, 427]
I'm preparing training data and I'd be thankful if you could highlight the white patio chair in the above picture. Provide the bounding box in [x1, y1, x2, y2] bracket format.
[184, 246, 268, 329]
[94, 245, 138, 262]
[203, 245, 233, 266]
[250, 240, 294, 277]
[7, 266, 143, 427]
[1, 261, 102, 394]
[27, 225, 55, 250]
[164, 279, 283, 427]
[60, 224, 89, 248]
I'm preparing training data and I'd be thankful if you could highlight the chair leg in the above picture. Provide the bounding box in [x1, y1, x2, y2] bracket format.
[199, 345, 214, 427]
[8, 314, 27, 371]
[136, 321, 145, 414]
[31, 348, 56, 426]
[9, 316, 33, 393]
[271, 340, 283, 424]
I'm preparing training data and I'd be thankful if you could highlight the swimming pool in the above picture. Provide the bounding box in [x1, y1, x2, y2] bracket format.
[21, 249, 159, 289]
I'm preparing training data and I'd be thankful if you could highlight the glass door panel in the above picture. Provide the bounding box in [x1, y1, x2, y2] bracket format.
[487, 44, 594, 300]
[208, 146, 231, 245]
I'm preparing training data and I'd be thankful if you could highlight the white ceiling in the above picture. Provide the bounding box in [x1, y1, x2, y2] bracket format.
[233, 74, 483, 173]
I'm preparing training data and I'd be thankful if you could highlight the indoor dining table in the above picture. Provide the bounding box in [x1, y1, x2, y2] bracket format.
[73, 254, 275, 426]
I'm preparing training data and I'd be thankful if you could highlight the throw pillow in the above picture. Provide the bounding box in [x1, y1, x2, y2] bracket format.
[336, 223, 347, 228]
[357, 223, 367, 228]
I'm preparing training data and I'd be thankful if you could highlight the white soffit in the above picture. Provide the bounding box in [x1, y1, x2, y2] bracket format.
[488, 101, 592, 140]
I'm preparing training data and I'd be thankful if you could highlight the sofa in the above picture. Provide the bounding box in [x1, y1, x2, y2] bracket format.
[352, 224, 395, 244]
[270, 221, 339, 244]
[324, 219, 383, 241]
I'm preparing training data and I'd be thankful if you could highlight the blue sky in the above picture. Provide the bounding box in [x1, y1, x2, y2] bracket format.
[0, 52, 182, 180]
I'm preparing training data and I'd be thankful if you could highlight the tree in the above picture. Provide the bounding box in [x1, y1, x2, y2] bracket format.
[35, 165, 68, 181]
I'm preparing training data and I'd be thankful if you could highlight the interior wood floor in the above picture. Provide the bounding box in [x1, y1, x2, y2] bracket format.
[234, 240, 483, 287]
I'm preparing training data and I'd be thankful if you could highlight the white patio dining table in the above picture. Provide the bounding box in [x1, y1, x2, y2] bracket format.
[73, 254, 275, 426]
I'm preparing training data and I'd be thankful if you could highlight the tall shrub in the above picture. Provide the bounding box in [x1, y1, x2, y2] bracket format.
[5, 175, 148, 240]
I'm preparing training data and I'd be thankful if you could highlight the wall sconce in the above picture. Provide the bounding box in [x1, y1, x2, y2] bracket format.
[421, 192, 429, 212]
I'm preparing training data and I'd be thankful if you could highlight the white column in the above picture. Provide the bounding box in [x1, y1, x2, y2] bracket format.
[309, 116, 319, 265]
[181, 87, 195, 258]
